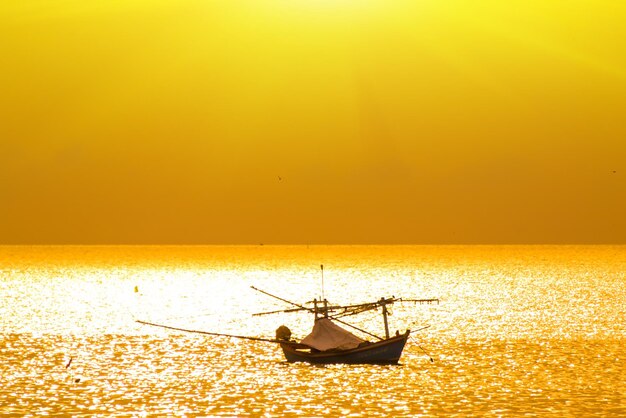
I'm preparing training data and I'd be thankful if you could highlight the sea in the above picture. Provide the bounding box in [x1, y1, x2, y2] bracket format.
[1, 245, 624, 416]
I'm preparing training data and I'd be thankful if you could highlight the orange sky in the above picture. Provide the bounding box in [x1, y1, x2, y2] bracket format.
[1, 0, 625, 244]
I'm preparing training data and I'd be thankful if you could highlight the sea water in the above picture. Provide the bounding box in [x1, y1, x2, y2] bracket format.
[1, 245, 624, 416]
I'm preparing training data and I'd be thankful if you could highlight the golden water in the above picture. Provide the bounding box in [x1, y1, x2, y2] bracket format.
[1, 245, 624, 416]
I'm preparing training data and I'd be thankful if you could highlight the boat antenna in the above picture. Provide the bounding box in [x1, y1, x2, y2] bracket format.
[320, 264, 325, 301]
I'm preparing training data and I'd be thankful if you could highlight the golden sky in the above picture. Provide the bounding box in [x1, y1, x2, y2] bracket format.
[1, 0, 625, 244]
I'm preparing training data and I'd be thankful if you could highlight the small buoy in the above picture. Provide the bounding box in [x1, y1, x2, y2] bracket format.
[134, 285, 138, 293]
[74, 378, 81, 383]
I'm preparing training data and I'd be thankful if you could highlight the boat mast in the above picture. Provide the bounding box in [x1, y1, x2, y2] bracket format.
[380, 298, 390, 339]
[320, 264, 325, 301]
[312, 298, 329, 321]
[319, 264, 329, 320]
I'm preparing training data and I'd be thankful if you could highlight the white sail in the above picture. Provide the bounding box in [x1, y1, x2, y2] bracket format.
[301, 318, 365, 351]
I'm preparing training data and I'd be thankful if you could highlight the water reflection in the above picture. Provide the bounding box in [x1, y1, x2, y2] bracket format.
[1, 245, 624, 415]
[2, 333, 624, 416]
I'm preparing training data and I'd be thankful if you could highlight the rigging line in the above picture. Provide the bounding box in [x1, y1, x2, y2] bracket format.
[409, 325, 435, 362]
[416, 342, 435, 363]
[326, 316, 383, 341]
[250, 286, 313, 313]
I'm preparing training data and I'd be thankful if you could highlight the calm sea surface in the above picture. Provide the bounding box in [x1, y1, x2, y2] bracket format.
[1, 245, 624, 416]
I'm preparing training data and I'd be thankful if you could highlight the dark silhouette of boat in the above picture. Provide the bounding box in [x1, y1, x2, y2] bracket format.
[251, 284, 437, 365]
[279, 328, 411, 365]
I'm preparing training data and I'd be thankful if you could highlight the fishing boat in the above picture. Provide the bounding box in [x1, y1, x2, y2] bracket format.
[252, 286, 438, 365]
[137, 267, 438, 365]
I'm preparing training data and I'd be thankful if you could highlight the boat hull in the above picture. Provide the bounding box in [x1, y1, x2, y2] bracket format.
[280, 331, 410, 365]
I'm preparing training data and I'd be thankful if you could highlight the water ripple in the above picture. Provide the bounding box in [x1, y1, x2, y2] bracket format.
[1, 245, 624, 416]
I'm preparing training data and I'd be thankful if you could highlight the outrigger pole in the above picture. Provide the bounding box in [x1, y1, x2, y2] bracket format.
[136, 320, 285, 344]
